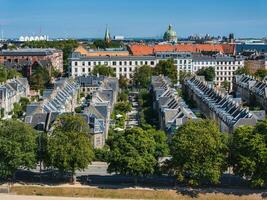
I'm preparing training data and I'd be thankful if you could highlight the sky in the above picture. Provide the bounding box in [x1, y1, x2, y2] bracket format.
[0, 0, 267, 39]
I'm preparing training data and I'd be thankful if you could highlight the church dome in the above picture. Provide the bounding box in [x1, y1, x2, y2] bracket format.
[163, 24, 177, 42]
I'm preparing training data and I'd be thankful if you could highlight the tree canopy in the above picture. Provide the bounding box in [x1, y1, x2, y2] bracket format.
[133, 65, 152, 88]
[0, 65, 21, 83]
[255, 69, 267, 80]
[0, 120, 37, 179]
[196, 67, 215, 82]
[170, 120, 228, 186]
[92, 65, 115, 77]
[29, 64, 50, 91]
[46, 114, 94, 183]
[230, 121, 267, 187]
[90, 40, 121, 49]
[154, 59, 177, 83]
[107, 128, 157, 176]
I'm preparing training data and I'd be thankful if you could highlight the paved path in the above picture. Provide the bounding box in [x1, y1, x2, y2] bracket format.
[0, 194, 133, 200]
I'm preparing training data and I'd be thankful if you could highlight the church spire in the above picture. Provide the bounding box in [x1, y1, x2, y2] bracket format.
[104, 25, 111, 43]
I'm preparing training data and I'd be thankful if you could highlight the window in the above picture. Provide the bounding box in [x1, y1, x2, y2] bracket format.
[129, 61, 132, 65]
[119, 61, 122, 65]
[74, 62, 78, 66]
[119, 67, 122, 72]
[82, 62, 85, 66]
[82, 68, 85, 72]
[151, 61, 155, 65]
[113, 61, 116, 65]
[124, 61, 127, 65]
[88, 62, 91, 66]
[124, 68, 127, 72]
[75, 68, 78, 73]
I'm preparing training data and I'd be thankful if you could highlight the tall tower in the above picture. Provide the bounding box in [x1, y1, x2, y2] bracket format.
[104, 25, 111, 43]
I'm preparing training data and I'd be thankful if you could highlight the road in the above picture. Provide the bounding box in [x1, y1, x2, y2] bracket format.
[0, 194, 133, 200]
[125, 92, 139, 128]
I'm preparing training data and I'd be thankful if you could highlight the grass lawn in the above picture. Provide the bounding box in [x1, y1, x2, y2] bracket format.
[11, 185, 263, 200]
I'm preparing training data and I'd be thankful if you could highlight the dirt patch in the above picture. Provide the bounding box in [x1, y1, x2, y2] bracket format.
[10, 185, 264, 200]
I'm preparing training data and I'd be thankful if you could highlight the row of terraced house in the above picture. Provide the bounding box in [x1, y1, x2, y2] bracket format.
[233, 74, 267, 113]
[183, 76, 265, 133]
[151, 75, 197, 134]
[25, 76, 118, 148]
[0, 77, 29, 118]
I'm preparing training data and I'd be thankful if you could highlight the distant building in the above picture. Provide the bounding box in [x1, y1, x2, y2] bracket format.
[69, 52, 157, 80]
[114, 36, 125, 41]
[156, 52, 244, 88]
[104, 26, 111, 43]
[73, 45, 129, 57]
[184, 76, 265, 133]
[0, 48, 63, 75]
[19, 35, 49, 42]
[0, 78, 29, 118]
[244, 54, 267, 73]
[128, 44, 236, 56]
[163, 24, 177, 43]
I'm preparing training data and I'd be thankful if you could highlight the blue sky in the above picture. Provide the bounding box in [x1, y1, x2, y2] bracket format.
[0, 0, 267, 39]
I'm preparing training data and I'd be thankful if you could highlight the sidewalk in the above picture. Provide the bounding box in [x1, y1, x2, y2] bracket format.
[0, 194, 133, 200]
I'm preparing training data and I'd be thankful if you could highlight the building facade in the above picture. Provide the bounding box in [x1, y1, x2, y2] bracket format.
[69, 52, 157, 79]
[0, 48, 63, 73]
[156, 52, 244, 87]
[80, 76, 119, 148]
[0, 78, 29, 118]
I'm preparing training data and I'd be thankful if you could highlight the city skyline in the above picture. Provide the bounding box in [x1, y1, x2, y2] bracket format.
[1, 0, 267, 39]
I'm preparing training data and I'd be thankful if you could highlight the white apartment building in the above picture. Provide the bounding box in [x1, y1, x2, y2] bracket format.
[69, 52, 157, 79]
[155, 52, 244, 87]
[69, 51, 244, 88]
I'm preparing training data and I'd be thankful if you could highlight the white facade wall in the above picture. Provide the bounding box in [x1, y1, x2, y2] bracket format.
[70, 58, 157, 79]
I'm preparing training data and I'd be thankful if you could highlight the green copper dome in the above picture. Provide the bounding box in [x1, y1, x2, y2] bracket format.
[163, 24, 177, 42]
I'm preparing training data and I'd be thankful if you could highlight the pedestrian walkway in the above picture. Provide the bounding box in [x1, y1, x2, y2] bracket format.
[0, 194, 133, 200]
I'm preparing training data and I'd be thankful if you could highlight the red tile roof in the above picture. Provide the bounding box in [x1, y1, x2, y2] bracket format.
[128, 44, 235, 56]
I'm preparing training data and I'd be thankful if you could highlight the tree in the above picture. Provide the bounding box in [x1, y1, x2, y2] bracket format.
[0, 65, 8, 82]
[118, 91, 128, 102]
[154, 59, 177, 83]
[170, 120, 228, 186]
[91, 40, 121, 49]
[196, 67, 215, 81]
[92, 65, 115, 77]
[255, 69, 267, 80]
[0, 120, 37, 179]
[234, 65, 251, 75]
[47, 114, 94, 183]
[114, 101, 132, 113]
[107, 128, 157, 178]
[179, 71, 192, 84]
[119, 76, 129, 89]
[133, 65, 152, 88]
[146, 129, 169, 159]
[221, 80, 230, 92]
[29, 65, 50, 90]
[230, 124, 267, 187]
[0, 65, 21, 83]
